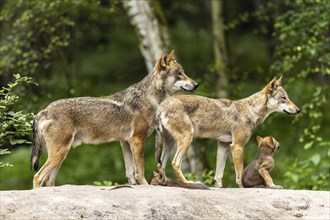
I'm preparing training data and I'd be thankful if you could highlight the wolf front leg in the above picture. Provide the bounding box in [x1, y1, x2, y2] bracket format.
[129, 137, 148, 185]
[230, 142, 245, 188]
[214, 142, 230, 188]
[259, 167, 283, 189]
[120, 141, 137, 185]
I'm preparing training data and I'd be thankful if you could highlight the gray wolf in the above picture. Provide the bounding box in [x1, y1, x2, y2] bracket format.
[31, 50, 198, 188]
[242, 135, 283, 189]
[155, 76, 300, 187]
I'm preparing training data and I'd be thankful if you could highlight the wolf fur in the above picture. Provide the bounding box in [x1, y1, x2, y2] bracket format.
[31, 50, 198, 188]
[151, 169, 210, 190]
[242, 135, 283, 189]
[155, 76, 300, 188]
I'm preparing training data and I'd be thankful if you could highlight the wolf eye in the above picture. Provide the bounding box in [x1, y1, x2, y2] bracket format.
[282, 96, 287, 100]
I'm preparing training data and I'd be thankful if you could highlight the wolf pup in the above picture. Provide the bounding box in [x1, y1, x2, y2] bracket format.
[31, 50, 198, 188]
[155, 76, 300, 188]
[151, 169, 210, 190]
[242, 136, 282, 189]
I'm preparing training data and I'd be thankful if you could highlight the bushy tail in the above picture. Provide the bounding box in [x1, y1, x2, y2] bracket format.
[30, 119, 44, 172]
[155, 126, 163, 167]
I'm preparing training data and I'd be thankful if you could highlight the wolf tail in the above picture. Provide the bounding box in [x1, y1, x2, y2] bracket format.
[155, 125, 163, 167]
[30, 119, 45, 172]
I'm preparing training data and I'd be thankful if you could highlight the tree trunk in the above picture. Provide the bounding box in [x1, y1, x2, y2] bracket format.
[122, 0, 170, 72]
[211, 0, 229, 97]
[122, 0, 206, 178]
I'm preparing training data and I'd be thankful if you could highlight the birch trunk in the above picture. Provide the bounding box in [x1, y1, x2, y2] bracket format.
[123, 0, 205, 178]
[122, 0, 170, 72]
[211, 0, 229, 97]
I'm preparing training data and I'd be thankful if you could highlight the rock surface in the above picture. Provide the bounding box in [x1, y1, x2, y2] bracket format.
[1, 185, 329, 219]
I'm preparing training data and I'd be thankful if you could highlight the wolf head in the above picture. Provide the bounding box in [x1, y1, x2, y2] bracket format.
[265, 76, 300, 115]
[156, 50, 198, 94]
[257, 135, 280, 152]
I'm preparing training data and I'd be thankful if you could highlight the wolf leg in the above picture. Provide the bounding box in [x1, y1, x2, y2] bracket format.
[129, 137, 148, 185]
[120, 141, 137, 185]
[230, 143, 245, 188]
[171, 132, 193, 183]
[34, 143, 71, 188]
[45, 162, 63, 187]
[214, 141, 230, 188]
[159, 134, 175, 171]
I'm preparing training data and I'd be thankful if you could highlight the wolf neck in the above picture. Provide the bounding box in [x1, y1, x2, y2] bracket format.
[138, 68, 169, 106]
[241, 89, 269, 128]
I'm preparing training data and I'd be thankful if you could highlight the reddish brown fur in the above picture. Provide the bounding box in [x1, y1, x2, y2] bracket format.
[155, 77, 299, 188]
[31, 50, 198, 188]
[242, 136, 283, 189]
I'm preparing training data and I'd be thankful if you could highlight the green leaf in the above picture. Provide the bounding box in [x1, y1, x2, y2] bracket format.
[304, 141, 313, 150]
[311, 154, 321, 166]
[9, 139, 30, 145]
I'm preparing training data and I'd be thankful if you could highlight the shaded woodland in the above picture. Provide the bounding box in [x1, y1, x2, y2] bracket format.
[0, 0, 329, 190]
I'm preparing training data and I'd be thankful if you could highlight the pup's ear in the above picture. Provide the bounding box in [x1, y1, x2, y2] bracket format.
[266, 136, 275, 149]
[168, 49, 175, 61]
[265, 77, 278, 94]
[153, 171, 158, 177]
[256, 135, 263, 146]
[276, 76, 283, 87]
[157, 51, 169, 71]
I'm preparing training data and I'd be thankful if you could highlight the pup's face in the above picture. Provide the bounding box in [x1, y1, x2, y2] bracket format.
[257, 136, 280, 152]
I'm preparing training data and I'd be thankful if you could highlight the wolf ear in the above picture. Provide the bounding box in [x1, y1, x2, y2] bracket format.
[256, 135, 263, 146]
[266, 136, 275, 149]
[157, 51, 170, 71]
[276, 76, 283, 86]
[168, 49, 175, 61]
[153, 171, 158, 177]
[265, 77, 278, 94]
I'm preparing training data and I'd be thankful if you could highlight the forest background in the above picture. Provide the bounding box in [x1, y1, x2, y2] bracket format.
[0, 0, 329, 190]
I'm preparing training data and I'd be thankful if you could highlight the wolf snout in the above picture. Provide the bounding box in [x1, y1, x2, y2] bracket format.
[284, 107, 300, 115]
[182, 82, 199, 91]
[292, 107, 301, 115]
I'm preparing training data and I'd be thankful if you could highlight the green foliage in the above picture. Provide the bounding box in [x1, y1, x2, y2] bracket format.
[0, 0, 328, 191]
[0, 74, 35, 146]
[0, 0, 77, 76]
[185, 170, 216, 186]
[93, 180, 123, 186]
[0, 74, 35, 168]
[0, 149, 13, 168]
[268, 0, 330, 190]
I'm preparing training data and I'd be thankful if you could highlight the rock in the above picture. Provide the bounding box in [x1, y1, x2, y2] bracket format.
[1, 185, 329, 219]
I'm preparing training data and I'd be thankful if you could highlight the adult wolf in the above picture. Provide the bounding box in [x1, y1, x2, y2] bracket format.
[155, 76, 300, 188]
[31, 50, 198, 188]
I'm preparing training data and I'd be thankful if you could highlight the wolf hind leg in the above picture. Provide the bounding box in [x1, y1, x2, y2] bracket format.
[120, 141, 137, 185]
[45, 162, 63, 187]
[214, 141, 230, 188]
[171, 131, 193, 183]
[33, 143, 71, 188]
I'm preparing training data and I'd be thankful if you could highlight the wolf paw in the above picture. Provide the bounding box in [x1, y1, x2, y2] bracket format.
[214, 181, 223, 188]
[271, 185, 283, 189]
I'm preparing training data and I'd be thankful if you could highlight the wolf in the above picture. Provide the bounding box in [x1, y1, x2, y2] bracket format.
[31, 50, 198, 188]
[155, 76, 300, 188]
[242, 135, 283, 189]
